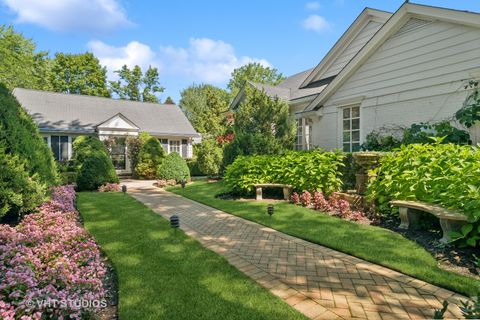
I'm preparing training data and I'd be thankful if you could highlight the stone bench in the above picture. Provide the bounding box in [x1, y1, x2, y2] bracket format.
[390, 200, 471, 244]
[254, 183, 293, 201]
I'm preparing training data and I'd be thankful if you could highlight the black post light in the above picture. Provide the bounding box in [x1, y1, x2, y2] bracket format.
[122, 185, 127, 195]
[267, 204, 274, 224]
[170, 215, 180, 240]
[181, 180, 186, 190]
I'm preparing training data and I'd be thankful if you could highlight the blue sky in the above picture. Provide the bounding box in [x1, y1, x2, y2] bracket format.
[1, 0, 480, 103]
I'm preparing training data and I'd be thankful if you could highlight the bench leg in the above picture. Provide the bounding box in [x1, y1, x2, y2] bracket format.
[439, 219, 467, 244]
[256, 187, 262, 201]
[283, 187, 292, 200]
[398, 207, 409, 229]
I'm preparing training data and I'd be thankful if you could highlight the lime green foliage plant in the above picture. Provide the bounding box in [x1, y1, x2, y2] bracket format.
[367, 142, 480, 247]
[156, 152, 190, 182]
[224, 150, 344, 195]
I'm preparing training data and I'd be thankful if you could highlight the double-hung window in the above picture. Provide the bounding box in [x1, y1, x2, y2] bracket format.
[342, 105, 360, 152]
[50, 135, 69, 162]
[295, 118, 313, 150]
[169, 140, 181, 154]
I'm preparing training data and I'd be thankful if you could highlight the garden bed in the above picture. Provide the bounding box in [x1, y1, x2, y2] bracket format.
[375, 215, 479, 280]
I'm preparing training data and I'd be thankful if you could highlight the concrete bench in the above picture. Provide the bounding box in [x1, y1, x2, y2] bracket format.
[390, 200, 471, 244]
[254, 183, 293, 201]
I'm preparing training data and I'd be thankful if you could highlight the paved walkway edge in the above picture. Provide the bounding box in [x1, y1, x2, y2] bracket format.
[124, 182, 469, 320]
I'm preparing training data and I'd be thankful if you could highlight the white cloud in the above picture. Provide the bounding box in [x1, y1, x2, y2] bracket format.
[159, 38, 271, 83]
[305, 2, 320, 10]
[302, 14, 330, 33]
[88, 38, 271, 85]
[87, 40, 160, 78]
[1, 0, 132, 32]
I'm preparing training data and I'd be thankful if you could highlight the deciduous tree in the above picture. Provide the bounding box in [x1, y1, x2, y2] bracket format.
[179, 84, 230, 137]
[228, 62, 285, 97]
[110, 65, 164, 102]
[50, 52, 110, 97]
[0, 25, 50, 90]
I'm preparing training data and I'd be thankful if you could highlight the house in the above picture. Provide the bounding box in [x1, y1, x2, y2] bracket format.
[13, 88, 200, 174]
[231, 3, 480, 150]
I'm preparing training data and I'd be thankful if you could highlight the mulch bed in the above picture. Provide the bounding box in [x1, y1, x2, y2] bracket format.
[374, 214, 480, 280]
[95, 257, 118, 319]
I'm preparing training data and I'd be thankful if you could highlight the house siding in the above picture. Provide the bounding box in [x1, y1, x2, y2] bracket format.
[321, 21, 384, 80]
[314, 19, 480, 149]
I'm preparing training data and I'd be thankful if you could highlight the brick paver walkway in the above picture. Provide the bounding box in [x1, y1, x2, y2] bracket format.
[124, 180, 468, 320]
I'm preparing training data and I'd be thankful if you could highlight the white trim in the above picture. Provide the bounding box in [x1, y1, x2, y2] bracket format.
[300, 8, 392, 87]
[306, 3, 480, 111]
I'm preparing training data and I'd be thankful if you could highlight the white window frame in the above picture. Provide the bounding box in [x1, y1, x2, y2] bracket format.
[44, 134, 72, 161]
[295, 118, 313, 151]
[168, 140, 181, 154]
[341, 105, 361, 152]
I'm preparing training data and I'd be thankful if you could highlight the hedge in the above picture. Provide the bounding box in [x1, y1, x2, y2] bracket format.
[224, 150, 344, 195]
[157, 152, 190, 182]
[0, 84, 58, 186]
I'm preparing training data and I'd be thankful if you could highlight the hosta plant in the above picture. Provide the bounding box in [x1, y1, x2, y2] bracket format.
[224, 149, 344, 195]
[367, 142, 480, 247]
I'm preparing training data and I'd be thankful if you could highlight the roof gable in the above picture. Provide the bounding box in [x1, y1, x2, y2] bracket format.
[300, 8, 392, 88]
[305, 2, 480, 111]
[97, 113, 139, 131]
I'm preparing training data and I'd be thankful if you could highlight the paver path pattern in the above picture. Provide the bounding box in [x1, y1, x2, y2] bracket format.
[123, 180, 468, 320]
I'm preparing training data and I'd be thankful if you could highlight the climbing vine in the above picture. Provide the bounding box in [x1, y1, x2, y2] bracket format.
[455, 80, 480, 128]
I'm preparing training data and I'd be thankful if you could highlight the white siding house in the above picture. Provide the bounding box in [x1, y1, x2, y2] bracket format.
[231, 3, 480, 150]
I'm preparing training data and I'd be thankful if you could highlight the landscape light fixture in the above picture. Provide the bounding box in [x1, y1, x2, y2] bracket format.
[267, 204, 274, 224]
[170, 215, 180, 240]
[122, 185, 127, 194]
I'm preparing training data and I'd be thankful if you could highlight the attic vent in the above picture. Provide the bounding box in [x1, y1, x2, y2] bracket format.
[393, 18, 432, 37]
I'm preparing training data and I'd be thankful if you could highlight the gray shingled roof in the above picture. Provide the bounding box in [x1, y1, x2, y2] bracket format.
[13, 88, 199, 137]
[248, 68, 328, 103]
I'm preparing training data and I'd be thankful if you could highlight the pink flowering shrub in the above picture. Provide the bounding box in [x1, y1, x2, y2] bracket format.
[313, 191, 331, 211]
[98, 183, 121, 192]
[299, 191, 312, 207]
[0, 185, 106, 319]
[292, 189, 371, 224]
[290, 192, 300, 205]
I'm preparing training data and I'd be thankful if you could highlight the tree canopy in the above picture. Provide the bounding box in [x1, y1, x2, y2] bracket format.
[164, 96, 175, 104]
[109, 65, 164, 103]
[0, 25, 50, 91]
[179, 84, 231, 137]
[228, 62, 285, 97]
[223, 87, 295, 166]
[50, 52, 110, 97]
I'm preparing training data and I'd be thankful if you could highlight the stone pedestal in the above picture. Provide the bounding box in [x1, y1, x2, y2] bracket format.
[352, 152, 382, 195]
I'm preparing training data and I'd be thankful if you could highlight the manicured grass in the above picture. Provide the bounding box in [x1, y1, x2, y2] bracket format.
[168, 181, 480, 296]
[77, 192, 306, 320]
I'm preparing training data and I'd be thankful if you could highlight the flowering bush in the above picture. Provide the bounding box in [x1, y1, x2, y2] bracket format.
[98, 183, 121, 192]
[293, 190, 370, 224]
[0, 185, 106, 319]
[299, 191, 312, 207]
[290, 192, 300, 205]
[313, 191, 331, 211]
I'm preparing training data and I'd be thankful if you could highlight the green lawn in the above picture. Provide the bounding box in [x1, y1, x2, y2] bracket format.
[168, 180, 480, 297]
[77, 192, 306, 320]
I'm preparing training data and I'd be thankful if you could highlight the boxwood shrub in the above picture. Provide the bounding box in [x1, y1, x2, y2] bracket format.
[76, 152, 119, 191]
[156, 152, 190, 182]
[136, 136, 165, 179]
[224, 150, 344, 195]
[73, 136, 118, 191]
